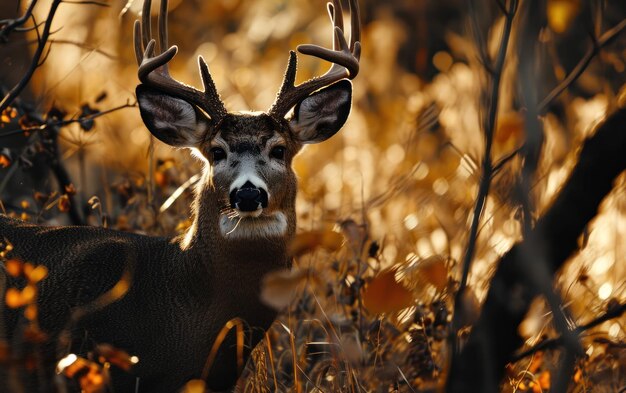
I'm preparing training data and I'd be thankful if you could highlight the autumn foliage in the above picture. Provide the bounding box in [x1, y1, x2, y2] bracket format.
[1, 0, 625, 392]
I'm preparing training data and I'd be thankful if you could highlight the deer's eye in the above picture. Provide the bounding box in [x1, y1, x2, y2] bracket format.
[270, 146, 286, 160]
[210, 147, 227, 162]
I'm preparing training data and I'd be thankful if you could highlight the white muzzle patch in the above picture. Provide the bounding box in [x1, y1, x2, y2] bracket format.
[219, 212, 287, 239]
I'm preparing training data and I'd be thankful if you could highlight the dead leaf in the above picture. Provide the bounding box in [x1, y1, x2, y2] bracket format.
[95, 344, 138, 371]
[261, 268, 310, 310]
[5, 259, 22, 277]
[537, 370, 551, 391]
[58, 195, 71, 212]
[5, 288, 23, 308]
[363, 269, 413, 314]
[27, 265, 48, 283]
[495, 111, 525, 145]
[182, 379, 206, 393]
[289, 231, 343, 257]
[59, 356, 106, 393]
[404, 255, 449, 291]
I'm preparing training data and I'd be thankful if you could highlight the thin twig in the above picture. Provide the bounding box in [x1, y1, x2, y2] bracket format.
[451, 0, 519, 338]
[492, 144, 524, 175]
[0, 0, 62, 114]
[0, 0, 38, 42]
[512, 302, 626, 362]
[49, 39, 118, 59]
[60, 0, 109, 6]
[539, 17, 626, 113]
[0, 101, 137, 139]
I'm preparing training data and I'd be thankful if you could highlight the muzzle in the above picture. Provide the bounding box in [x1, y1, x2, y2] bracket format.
[229, 181, 268, 212]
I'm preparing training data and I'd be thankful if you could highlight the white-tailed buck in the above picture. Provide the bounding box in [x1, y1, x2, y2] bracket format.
[0, 0, 360, 391]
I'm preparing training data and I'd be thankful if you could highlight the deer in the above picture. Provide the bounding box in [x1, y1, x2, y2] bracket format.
[0, 0, 361, 391]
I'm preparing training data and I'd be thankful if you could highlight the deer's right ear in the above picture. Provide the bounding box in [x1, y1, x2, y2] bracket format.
[136, 85, 212, 147]
[289, 80, 353, 144]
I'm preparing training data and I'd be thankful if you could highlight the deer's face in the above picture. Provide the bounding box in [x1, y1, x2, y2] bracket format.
[204, 113, 299, 238]
[136, 80, 352, 238]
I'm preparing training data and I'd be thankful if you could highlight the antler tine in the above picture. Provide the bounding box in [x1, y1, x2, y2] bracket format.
[329, 0, 343, 50]
[348, 0, 361, 51]
[133, 20, 144, 66]
[269, 0, 361, 119]
[141, 0, 152, 50]
[158, 0, 168, 58]
[134, 0, 227, 121]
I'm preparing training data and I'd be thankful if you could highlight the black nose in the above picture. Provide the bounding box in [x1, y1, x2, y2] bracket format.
[230, 181, 268, 212]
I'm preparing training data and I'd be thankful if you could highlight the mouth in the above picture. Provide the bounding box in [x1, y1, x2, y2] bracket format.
[236, 208, 263, 218]
[219, 211, 287, 239]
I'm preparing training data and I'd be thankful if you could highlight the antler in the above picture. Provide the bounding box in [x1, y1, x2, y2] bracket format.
[269, 0, 361, 119]
[134, 0, 227, 121]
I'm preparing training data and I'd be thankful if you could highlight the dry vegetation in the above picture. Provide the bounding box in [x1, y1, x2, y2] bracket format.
[0, 0, 625, 392]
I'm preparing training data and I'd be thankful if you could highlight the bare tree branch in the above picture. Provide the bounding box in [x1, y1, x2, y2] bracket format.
[539, 17, 626, 114]
[450, 0, 519, 351]
[0, 0, 38, 42]
[0, 0, 62, 114]
[447, 107, 626, 392]
[0, 100, 137, 139]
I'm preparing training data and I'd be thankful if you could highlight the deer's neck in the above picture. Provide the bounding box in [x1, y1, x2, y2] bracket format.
[178, 173, 294, 283]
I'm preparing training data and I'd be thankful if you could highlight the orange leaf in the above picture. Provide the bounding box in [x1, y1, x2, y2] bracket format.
[261, 268, 310, 310]
[573, 368, 582, 383]
[58, 194, 71, 212]
[0, 153, 11, 168]
[416, 255, 449, 291]
[538, 370, 551, 390]
[5, 288, 23, 308]
[27, 265, 48, 283]
[21, 285, 36, 304]
[182, 380, 206, 393]
[5, 259, 23, 277]
[155, 171, 169, 188]
[289, 231, 343, 257]
[495, 112, 525, 144]
[363, 269, 413, 314]
[321, 231, 344, 251]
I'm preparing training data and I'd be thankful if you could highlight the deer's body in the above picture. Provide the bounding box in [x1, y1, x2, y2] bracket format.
[1, 0, 360, 390]
[1, 150, 290, 391]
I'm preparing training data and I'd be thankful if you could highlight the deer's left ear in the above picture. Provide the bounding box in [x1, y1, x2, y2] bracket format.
[289, 80, 352, 144]
[136, 85, 212, 148]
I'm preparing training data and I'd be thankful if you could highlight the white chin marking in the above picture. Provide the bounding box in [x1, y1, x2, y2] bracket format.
[237, 209, 263, 218]
[220, 212, 287, 239]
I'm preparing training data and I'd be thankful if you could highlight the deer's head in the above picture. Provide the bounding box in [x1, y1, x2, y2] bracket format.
[133, 0, 360, 239]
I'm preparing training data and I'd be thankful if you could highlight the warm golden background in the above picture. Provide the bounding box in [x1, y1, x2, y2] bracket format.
[1, 0, 625, 391]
